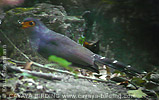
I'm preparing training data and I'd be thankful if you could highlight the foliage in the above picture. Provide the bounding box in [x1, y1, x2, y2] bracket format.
[7, 7, 34, 15]
[128, 89, 147, 98]
[131, 77, 146, 87]
[78, 35, 85, 46]
[48, 55, 73, 71]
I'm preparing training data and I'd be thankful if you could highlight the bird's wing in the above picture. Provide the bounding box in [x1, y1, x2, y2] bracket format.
[39, 32, 95, 66]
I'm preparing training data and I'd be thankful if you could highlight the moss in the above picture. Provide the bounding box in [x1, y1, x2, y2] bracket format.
[6, 7, 34, 15]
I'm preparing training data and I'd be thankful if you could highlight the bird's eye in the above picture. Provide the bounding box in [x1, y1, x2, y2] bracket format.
[29, 21, 35, 25]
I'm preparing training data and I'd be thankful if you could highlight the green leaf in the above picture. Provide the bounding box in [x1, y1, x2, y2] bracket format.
[21, 72, 32, 77]
[20, 73, 38, 80]
[127, 89, 147, 98]
[48, 55, 72, 71]
[131, 77, 146, 86]
[78, 35, 85, 45]
[72, 70, 79, 78]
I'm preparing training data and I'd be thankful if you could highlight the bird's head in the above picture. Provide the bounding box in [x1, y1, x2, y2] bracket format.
[21, 17, 47, 33]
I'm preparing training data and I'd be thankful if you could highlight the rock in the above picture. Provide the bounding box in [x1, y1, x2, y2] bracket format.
[0, 3, 85, 62]
[150, 74, 159, 83]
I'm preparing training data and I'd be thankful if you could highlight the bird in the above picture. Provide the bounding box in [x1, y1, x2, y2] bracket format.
[21, 17, 141, 75]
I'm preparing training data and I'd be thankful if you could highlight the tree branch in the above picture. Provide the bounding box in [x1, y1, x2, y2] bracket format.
[4, 63, 62, 81]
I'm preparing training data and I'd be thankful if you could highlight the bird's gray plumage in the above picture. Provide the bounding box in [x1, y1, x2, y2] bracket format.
[23, 17, 99, 73]
[22, 17, 142, 75]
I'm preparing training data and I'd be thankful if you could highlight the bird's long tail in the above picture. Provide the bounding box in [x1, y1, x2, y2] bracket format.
[93, 54, 142, 76]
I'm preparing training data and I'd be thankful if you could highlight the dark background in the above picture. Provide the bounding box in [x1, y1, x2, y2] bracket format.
[1, 0, 159, 72]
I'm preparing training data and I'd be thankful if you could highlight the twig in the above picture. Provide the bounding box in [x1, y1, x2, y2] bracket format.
[10, 59, 139, 89]
[10, 59, 79, 75]
[10, 59, 115, 83]
[4, 63, 62, 81]
[0, 30, 31, 62]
